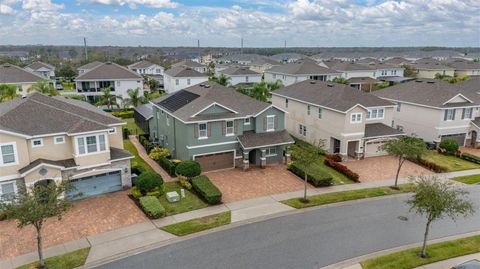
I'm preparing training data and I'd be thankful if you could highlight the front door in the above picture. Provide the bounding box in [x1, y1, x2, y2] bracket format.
[333, 139, 341, 154]
[471, 131, 477, 147]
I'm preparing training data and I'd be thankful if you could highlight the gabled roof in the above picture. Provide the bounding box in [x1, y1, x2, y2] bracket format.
[0, 63, 45, 83]
[267, 58, 340, 75]
[128, 60, 161, 69]
[251, 58, 280, 66]
[238, 130, 294, 150]
[77, 61, 103, 70]
[0, 92, 123, 136]
[273, 80, 393, 113]
[447, 60, 480, 70]
[26, 61, 54, 71]
[172, 60, 205, 68]
[383, 57, 411, 66]
[411, 58, 454, 70]
[219, 66, 261, 76]
[151, 82, 271, 122]
[323, 60, 376, 71]
[164, 66, 208, 78]
[373, 79, 480, 108]
[75, 62, 142, 80]
[134, 103, 153, 120]
[364, 123, 403, 138]
[359, 62, 403, 70]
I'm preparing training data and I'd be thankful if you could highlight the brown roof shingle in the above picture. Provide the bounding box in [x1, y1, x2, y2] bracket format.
[0, 63, 45, 84]
[76, 62, 142, 80]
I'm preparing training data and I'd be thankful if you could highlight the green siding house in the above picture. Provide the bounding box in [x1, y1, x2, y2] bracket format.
[150, 82, 294, 171]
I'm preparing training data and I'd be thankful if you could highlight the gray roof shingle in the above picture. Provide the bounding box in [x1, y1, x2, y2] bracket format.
[268, 58, 340, 75]
[77, 61, 103, 70]
[364, 123, 403, 138]
[164, 66, 209, 77]
[273, 80, 393, 112]
[76, 62, 142, 80]
[0, 63, 45, 83]
[237, 130, 294, 149]
[129, 60, 160, 69]
[26, 61, 54, 71]
[134, 103, 153, 119]
[219, 66, 261, 76]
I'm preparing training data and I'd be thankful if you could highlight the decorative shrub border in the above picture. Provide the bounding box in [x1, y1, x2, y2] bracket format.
[324, 158, 360, 182]
[287, 163, 333, 187]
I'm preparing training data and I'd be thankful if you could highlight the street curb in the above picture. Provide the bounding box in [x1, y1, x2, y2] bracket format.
[318, 230, 480, 269]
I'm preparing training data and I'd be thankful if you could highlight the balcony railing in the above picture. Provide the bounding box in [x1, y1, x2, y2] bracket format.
[77, 87, 115, 93]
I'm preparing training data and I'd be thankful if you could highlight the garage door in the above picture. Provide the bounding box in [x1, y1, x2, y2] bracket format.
[66, 171, 122, 200]
[195, 151, 234, 172]
[365, 141, 388, 157]
[441, 133, 466, 146]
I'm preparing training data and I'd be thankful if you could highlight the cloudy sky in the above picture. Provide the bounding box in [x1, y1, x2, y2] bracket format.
[0, 0, 479, 47]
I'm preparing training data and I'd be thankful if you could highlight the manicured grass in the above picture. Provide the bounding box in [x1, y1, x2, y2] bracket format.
[161, 212, 231, 236]
[361, 235, 480, 269]
[422, 151, 480, 172]
[61, 82, 75, 92]
[159, 182, 208, 216]
[454, 174, 480, 185]
[125, 118, 144, 135]
[123, 139, 155, 174]
[282, 184, 415, 209]
[16, 248, 90, 269]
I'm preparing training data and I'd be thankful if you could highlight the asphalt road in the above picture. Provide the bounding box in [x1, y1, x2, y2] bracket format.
[96, 186, 480, 269]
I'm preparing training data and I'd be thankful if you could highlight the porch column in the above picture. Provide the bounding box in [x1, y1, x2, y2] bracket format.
[243, 150, 249, 171]
[284, 146, 291, 164]
[260, 149, 267, 168]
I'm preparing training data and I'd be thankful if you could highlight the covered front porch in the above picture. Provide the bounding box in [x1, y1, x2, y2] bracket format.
[237, 130, 294, 171]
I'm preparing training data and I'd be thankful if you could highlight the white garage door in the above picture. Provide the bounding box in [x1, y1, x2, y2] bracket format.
[365, 141, 388, 157]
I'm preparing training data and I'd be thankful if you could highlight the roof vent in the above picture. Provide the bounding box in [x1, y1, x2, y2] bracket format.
[327, 84, 334, 87]
[310, 81, 316, 84]
[204, 84, 211, 88]
[199, 83, 205, 87]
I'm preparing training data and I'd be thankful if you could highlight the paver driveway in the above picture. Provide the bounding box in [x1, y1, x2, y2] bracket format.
[0, 190, 147, 259]
[343, 156, 432, 182]
[206, 165, 313, 203]
[460, 147, 480, 157]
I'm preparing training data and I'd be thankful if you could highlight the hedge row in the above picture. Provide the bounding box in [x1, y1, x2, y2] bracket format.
[111, 110, 134, 119]
[139, 135, 154, 153]
[157, 156, 176, 176]
[324, 158, 360, 182]
[408, 157, 449, 173]
[139, 196, 165, 219]
[192, 176, 222, 205]
[325, 153, 342, 162]
[288, 162, 333, 187]
[460, 152, 480, 164]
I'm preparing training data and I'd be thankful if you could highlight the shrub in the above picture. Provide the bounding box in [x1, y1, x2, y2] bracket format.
[148, 147, 170, 161]
[408, 157, 449, 173]
[288, 162, 333, 187]
[460, 152, 480, 164]
[191, 176, 222, 204]
[131, 186, 142, 199]
[324, 159, 360, 182]
[157, 156, 176, 176]
[325, 153, 342, 162]
[131, 165, 146, 176]
[179, 178, 193, 190]
[175, 161, 201, 178]
[136, 171, 164, 194]
[139, 196, 165, 219]
[111, 110, 134, 119]
[146, 190, 163, 197]
[122, 128, 130, 139]
[439, 139, 459, 155]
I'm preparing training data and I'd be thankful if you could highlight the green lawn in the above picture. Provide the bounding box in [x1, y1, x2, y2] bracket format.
[159, 182, 208, 216]
[361, 235, 480, 269]
[282, 184, 415, 209]
[16, 248, 90, 269]
[124, 118, 144, 135]
[123, 139, 155, 174]
[61, 82, 75, 92]
[454, 174, 480, 184]
[161, 212, 231, 236]
[422, 151, 480, 172]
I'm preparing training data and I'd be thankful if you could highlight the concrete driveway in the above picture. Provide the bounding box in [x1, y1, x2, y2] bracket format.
[0, 190, 147, 260]
[206, 165, 313, 203]
[343, 156, 432, 182]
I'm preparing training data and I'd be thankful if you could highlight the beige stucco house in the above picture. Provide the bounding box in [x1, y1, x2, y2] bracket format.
[411, 58, 455, 79]
[0, 93, 133, 200]
[374, 79, 480, 147]
[272, 80, 402, 159]
[0, 63, 45, 96]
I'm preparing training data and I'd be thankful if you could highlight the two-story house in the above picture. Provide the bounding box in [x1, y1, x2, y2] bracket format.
[272, 80, 401, 160]
[24, 61, 55, 80]
[75, 62, 144, 103]
[77, 61, 103, 74]
[0, 63, 44, 96]
[0, 92, 133, 200]
[321, 60, 377, 79]
[249, 58, 281, 74]
[128, 60, 164, 76]
[374, 79, 480, 147]
[264, 58, 341, 86]
[150, 82, 293, 171]
[163, 66, 209, 94]
[216, 66, 262, 86]
[171, 60, 208, 74]
[446, 59, 480, 77]
[411, 58, 455, 78]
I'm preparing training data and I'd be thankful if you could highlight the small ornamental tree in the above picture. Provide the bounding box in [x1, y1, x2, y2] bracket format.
[136, 171, 164, 194]
[0, 181, 73, 269]
[148, 147, 170, 161]
[439, 139, 459, 155]
[290, 140, 325, 203]
[380, 136, 426, 188]
[407, 176, 474, 258]
[175, 161, 201, 179]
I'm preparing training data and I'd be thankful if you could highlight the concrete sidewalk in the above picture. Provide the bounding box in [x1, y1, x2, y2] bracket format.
[414, 253, 480, 269]
[2, 169, 479, 269]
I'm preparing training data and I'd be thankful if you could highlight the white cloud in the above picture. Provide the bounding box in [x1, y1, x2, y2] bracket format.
[22, 0, 64, 11]
[83, 0, 179, 9]
[0, 4, 16, 15]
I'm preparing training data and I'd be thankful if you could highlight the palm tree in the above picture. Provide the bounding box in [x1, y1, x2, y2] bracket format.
[250, 82, 270, 102]
[96, 88, 118, 110]
[209, 74, 231, 87]
[126, 88, 145, 107]
[0, 84, 19, 102]
[29, 80, 59, 96]
[266, 80, 284, 91]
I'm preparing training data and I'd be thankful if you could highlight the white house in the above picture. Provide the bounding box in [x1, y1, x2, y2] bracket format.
[171, 60, 207, 74]
[24, 61, 55, 79]
[359, 62, 405, 78]
[321, 60, 377, 79]
[75, 62, 144, 103]
[216, 66, 262, 86]
[77, 61, 103, 74]
[128, 60, 164, 76]
[163, 66, 209, 94]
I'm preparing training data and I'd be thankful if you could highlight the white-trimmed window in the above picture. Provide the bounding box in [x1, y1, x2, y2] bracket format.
[226, 120, 234, 136]
[54, 136, 65, 144]
[307, 105, 311, 115]
[444, 109, 455, 121]
[299, 124, 307, 136]
[265, 147, 277, 157]
[108, 128, 116, 134]
[198, 123, 208, 139]
[244, 118, 250, 125]
[175, 79, 179, 85]
[31, 139, 43, 148]
[187, 78, 191, 85]
[76, 134, 108, 155]
[285, 99, 289, 108]
[462, 108, 473, 120]
[366, 108, 384, 120]
[266, 115, 275, 131]
[351, 113, 362, 123]
[0, 143, 17, 166]
[0, 181, 16, 200]
[318, 107, 322, 119]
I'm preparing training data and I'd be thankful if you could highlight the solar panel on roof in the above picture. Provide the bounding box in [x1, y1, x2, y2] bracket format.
[158, 90, 200, 112]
